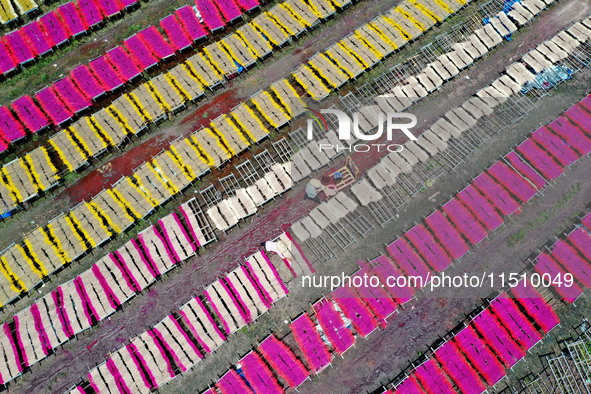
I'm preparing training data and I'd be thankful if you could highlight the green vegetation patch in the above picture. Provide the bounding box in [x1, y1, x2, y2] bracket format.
[507, 182, 583, 247]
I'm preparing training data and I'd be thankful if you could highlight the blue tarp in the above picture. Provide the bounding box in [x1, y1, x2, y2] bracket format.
[502, 0, 521, 13]
[521, 66, 573, 93]
[483, 0, 521, 41]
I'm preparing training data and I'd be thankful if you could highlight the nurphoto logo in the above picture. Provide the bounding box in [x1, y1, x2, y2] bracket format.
[305, 106, 418, 152]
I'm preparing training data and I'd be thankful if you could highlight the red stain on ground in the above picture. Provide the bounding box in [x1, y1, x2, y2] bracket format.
[57, 87, 247, 207]
[55, 87, 241, 208]
[86, 340, 97, 351]
[59, 133, 175, 205]
[181, 88, 239, 126]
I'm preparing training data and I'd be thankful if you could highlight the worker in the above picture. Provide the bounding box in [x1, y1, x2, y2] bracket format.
[261, 240, 293, 266]
[304, 178, 322, 203]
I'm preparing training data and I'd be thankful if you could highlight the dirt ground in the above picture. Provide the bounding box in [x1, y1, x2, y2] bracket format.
[9, 22, 591, 394]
